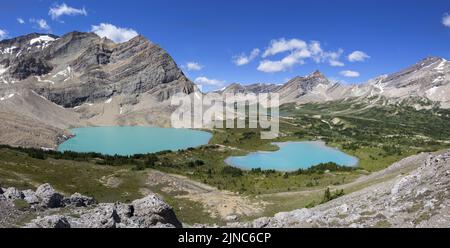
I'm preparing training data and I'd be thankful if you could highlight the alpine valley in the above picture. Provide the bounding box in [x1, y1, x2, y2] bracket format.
[1, 32, 450, 228]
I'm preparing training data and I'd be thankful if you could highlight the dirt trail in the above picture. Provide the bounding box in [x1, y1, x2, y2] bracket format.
[145, 170, 267, 220]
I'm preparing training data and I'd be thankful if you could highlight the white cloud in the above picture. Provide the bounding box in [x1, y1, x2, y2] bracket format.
[257, 39, 344, 72]
[309, 41, 322, 55]
[443, 13, 450, 27]
[308, 42, 345, 67]
[330, 60, 345, 67]
[49, 3, 87, 20]
[233, 48, 260, 66]
[258, 50, 309, 73]
[348, 51, 370, 62]
[30, 19, 51, 31]
[91, 23, 138, 43]
[194, 76, 225, 86]
[0, 29, 7, 40]
[17, 18, 25, 24]
[340, 70, 360, 78]
[185, 62, 204, 71]
[262, 38, 307, 58]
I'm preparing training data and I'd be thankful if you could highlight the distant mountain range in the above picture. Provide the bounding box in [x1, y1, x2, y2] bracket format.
[0, 32, 449, 148]
[218, 57, 450, 108]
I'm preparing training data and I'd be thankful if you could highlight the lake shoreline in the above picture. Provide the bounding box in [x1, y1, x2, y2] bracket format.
[58, 126, 213, 156]
[225, 141, 360, 172]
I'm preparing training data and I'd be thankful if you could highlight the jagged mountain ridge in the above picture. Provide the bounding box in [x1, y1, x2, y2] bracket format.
[216, 83, 283, 95]
[219, 57, 450, 108]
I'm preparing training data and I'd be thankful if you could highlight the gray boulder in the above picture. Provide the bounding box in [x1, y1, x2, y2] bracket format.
[27, 215, 71, 228]
[68, 194, 181, 228]
[3, 188, 24, 201]
[22, 190, 40, 205]
[71, 203, 126, 228]
[63, 193, 97, 207]
[131, 194, 182, 228]
[225, 215, 238, 222]
[35, 184, 63, 208]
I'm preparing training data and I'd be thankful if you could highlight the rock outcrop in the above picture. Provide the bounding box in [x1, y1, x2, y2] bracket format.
[62, 193, 96, 207]
[67, 195, 182, 228]
[35, 184, 64, 208]
[0, 183, 182, 228]
[0, 184, 94, 210]
[27, 215, 71, 228]
[22, 189, 40, 205]
[3, 187, 25, 201]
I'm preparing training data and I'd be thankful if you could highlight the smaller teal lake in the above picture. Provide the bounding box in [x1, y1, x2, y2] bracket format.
[225, 141, 359, 171]
[58, 127, 212, 156]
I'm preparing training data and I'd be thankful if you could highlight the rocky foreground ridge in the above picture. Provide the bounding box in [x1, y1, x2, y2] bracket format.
[228, 150, 450, 228]
[0, 183, 182, 228]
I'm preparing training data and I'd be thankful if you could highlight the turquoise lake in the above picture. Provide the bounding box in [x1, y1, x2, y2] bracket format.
[225, 141, 359, 171]
[58, 127, 212, 156]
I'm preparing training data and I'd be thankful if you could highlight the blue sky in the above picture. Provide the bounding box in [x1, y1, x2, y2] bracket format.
[1, 0, 450, 91]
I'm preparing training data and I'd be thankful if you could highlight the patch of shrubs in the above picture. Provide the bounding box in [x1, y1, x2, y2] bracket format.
[250, 168, 277, 176]
[222, 166, 243, 177]
[187, 159, 205, 168]
[293, 162, 355, 175]
[321, 188, 345, 204]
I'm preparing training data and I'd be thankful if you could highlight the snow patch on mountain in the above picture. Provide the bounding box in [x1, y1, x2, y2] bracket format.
[52, 66, 73, 80]
[0, 93, 16, 101]
[426, 86, 439, 96]
[0, 65, 8, 75]
[30, 90, 49, 101]
[29, 35, 56, 46]
[35, 76, 55, 85]
[0, 46, 18, 55]
[432, 76, 445, 84]
[434, 59, 447, 71]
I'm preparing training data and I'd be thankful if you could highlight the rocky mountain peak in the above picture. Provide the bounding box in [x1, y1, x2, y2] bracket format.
[287, 70, 329, 86]
[422, 56, 445, 63]
[1, 31, 195, 107]
[63, 31, 98, 40]
[380, 56, 449, 89]
[128, 34, 152, 44]
[308, 70, 326, 80]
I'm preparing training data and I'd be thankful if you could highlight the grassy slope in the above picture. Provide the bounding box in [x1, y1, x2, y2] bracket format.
[0, 149, 144, 203]
[0, 148, 218, 224]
